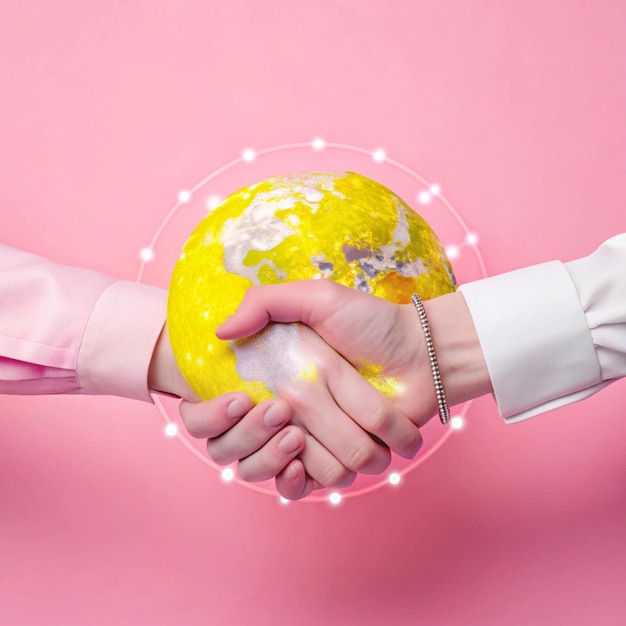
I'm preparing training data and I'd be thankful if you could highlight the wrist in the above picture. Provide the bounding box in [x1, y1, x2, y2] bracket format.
[148, 323, 199, 401]
[422, 291, 493, 407]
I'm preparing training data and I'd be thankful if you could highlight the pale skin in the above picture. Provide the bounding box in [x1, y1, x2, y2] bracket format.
[148, 298, 422, 491]
[151, 280, 493, 501]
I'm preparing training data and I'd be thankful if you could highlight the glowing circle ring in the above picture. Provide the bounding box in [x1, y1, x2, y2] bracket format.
[136, 139, 488, 504]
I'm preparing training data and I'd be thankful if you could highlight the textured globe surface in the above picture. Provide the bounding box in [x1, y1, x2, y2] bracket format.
[168, 171, 456, 402]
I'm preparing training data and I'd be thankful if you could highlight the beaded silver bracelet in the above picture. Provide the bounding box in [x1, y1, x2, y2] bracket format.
[411, 294, 450, 425]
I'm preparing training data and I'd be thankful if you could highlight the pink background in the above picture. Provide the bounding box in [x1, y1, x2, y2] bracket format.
[1, 1, 625, 624]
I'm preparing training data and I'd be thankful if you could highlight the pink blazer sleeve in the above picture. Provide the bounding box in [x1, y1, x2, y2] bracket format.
[0, 244, 167, 401]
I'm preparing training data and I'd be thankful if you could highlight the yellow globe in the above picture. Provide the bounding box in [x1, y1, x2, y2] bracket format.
[167, 171, 455, 402]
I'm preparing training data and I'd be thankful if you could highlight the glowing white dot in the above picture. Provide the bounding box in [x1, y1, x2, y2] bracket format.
[164, 423, 178, 437]
[429, 183, 441, 196]
[445, 245, 460, 259]
[221, 468, 235, 482]
[418, 190, 431, 204]
[279, 496, 290, 505]
[388, 472, 401, 485]
[242, 148, 256, 162]
[206, 195, 221, 211]
[329, 492, 342, 505]
[466, 232, 478, 245]
[450, 416, 464, 430]
[139, 247, 154, 262]
[372, 148, 386, 163]
[178, 190, 192, 203]
[311, 138, 325, 150]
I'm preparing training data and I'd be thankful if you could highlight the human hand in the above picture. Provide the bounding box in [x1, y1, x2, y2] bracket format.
[149, 318, 412, 497]
[218, 280, 491, 426]
[147, 323, 308, 492]
[178, 315, 425, 499]
[196, 280, 491, 499]
[148, 324, 320, 496]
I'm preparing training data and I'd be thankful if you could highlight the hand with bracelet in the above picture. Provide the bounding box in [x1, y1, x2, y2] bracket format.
[184, 235, 626, 500]
[179, 280, 493, 500]
[3, 237, 621, 500]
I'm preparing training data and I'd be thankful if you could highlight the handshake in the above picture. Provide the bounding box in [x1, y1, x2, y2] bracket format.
[153, 279, 491, 500]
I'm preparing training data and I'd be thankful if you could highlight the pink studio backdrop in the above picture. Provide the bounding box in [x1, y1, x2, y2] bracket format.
[1, 1, 625, 625]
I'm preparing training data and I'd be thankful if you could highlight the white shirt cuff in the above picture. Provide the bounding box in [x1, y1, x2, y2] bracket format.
[459, 261, 603, 422]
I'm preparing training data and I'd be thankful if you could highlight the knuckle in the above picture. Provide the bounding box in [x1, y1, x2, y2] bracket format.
[318, 463, 354, 488]
[307, 280, 338, 320]
[363, 403, 391, 433]
[180, 406, 225, 440]
[343, 440, 379, 472]
[317, 278, 336, 297]
[319, 279, 341, 306]
[190, 419, 219, 440]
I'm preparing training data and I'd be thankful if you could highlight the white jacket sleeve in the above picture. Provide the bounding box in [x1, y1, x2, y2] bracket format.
[458, 235, 626, 423]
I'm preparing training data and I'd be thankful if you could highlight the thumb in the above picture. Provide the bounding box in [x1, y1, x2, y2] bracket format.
[216, 280, 331, 340]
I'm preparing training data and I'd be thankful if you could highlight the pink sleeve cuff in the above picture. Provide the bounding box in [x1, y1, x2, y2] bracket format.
[77, 280, 167, 402]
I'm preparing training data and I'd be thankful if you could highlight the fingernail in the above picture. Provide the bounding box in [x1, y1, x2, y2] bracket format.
[278, 431, 301, 455]
[264, 404, 287, 428]
[227, 398, 247, 419]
